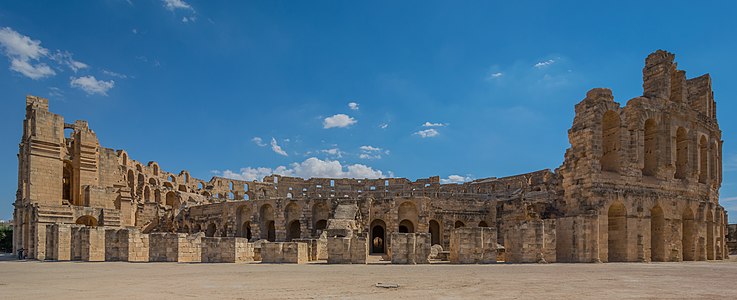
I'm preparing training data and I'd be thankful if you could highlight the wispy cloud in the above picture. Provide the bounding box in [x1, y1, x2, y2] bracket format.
[102, 69, 128, 79]
[487, 72, 503, 79]
[359, 145, 386, 160]
[70, 76, 115, 96]
[379, 123, 389, 129]
[162, 0, 194, 11]
[323, 114, 357, 129]
[270, 137, 288, 156]
[251, 137, 266, 147]
[0, 27, 55, 79]
[440, 175, 473, 184]
[422, 121, 447, 127]
[348, 102, 359, 110]
[320, 148, 344, 158]
[534, 59, 555, 68]
[414, 128, 439, 138]
[50, 50, 88, 73]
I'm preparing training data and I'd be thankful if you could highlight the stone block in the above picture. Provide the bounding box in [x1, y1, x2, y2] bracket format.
[390, 233, 430, 264]
[449, 227, 497, 264]
[261, 242, 308, 264]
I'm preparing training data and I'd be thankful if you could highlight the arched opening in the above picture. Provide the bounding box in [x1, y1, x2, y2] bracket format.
[137, 174, 145, 187]
[429, 220, 441, 245]
[153, 164, 159, 176]
[398, 219, 414, 233]
[699, 136, 708, 183]
[121, 153, 128, 166]
[287, 220, 301, 241]
[144, 186, 151, 202]
[286, 192, 293, 199]
[607, 202, 627, 262]
[193, 224, 201, 233]
[710, 141, 718, 184]
[63, 161, 73, 203]
[706, 210, 714, 260]
[127, 170, 135, 195]
[165, 191, 178, 210]
[454, 221, 465, 228]
[642, 119, 657, 177]
[478, 221, 489, 227]
[75, 216, 98, 227]
[682, 207, 695, 261]
[314, 220, 327, 235]
[370, 219, 386, 254]
[206, 223, 217, 237]
[260, 204, 275, 241]
[155, 190, 161, 204]
[601, 110, 621, 173]
[650, 205, 665, 262]
[179, 185, 187, 192]
[169, 175, 176, 183]
[149, 178, 157, 185]
[198, 182, 204, 189]
[675, 127, 688, 179]
[312, 201, 330, 236]
[241, 222, 252, 240]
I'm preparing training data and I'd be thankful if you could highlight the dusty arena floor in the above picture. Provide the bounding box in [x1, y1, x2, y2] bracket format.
[1, 256, 736, 299]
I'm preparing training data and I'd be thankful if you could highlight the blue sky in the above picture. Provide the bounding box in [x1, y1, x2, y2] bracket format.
[1, 1, 736, 222]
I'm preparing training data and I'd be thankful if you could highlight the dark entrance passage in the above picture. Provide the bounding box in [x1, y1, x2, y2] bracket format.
[371, 220, 386, 254]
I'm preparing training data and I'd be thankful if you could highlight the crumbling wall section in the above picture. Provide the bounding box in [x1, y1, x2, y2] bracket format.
[505, 219, 556, 263]
[449, 227, 497, 264]
[390, 233, 431, 264]
[261, 242, 308, 264]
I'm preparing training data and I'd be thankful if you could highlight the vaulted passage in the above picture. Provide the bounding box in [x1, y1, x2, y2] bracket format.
[429, 220, 441, 246]
[241, 221, 252, 240]
[706, 211, 714, 260]
[699, 136, 708, 183]
[398, 219, 414, 233]
[682, 208, 695, 261]
[608, 202, 627, 262]
[642, 119, 657, 177]
[650, 205, 665, 262]
[370, 220, 386, 254]
[675, 127, 688, 179]
[601, 111, 621, 173]
[287, 220, 301, 241]
[205, 223, 217, 237]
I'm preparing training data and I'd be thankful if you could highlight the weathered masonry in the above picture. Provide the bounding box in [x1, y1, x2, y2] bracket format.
[13, 50, 729, 263]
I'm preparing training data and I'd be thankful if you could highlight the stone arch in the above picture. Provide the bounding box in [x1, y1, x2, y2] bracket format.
[165, 191, 179, 210]
[144, 186, 151, 202]
[398, 219, 414, 233]
[75, 215, 98, 227]
[454, 220, 465, 228]
[397, 201, 418, 232]
[137, 173, 145, 187]
[285, 202, 301, 223]
[155, 189, 161, 204]
[607, 201, 627, 262]
[429, 219, 441, 246]
[675, 127, 688, 179]
[650, 205, 665, 262]
[706, 209, 714, 260]
[236, 205, 252, 238]
[478, 221, 489, 227]
[193, 224, 201, 233]
[63, 161, 73, 203]
[682, 207, 695, 261]
[121, 152, 128, 166]
[260, 204, 275, 241]
[312, 201, 330, 235]
[370, 219, 387, 254]
[206, 223, 217, 237]
[287, 220, 301, 241]
[127, 169, 135, 195]
[601, 110, 621, 173]
[153, 163, 159, 176]
[642, 118, 657, 177]
[699, 136, 708, 183]
[710, 140, 719, 184]
[149, 178, 157, 185]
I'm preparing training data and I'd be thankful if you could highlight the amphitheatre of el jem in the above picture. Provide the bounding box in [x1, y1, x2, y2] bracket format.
[11, 50, 730, 264]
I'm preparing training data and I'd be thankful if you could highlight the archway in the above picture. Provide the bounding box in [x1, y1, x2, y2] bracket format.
[63, 161, 73, 203]
[478, 221, 489, 227]
[241, 222, 252, 240]
[706, 210, 714, 260]
[429, 220, 441, 245]
[370, 220, 386, 254]
[236, 205, 251, 238]
[651, 205, 665, 262]
[601, 110, 621, 173]
[75, 215, 98, 227]
[193, 224, 201, 233]
[259, 204, 275, 241]
[287, 220, 301, 241]
[314, 220, 327, 235]
[312, 201, 330, 236]
[266, 221, 276, 242]
[675, 127, 688, 179]
[165, 191, 179, 210]
[699, 136, 708, 183]
[642, 119, 657, 176]
[608, 202, 627, 262]
[682, 207, 695, 261]
[398, 219, 414, 233]
[206, 223, 217, 237]
[454, 221, 465, 228]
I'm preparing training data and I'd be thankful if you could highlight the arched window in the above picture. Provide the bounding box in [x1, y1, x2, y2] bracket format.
[63, 161, 73, 202]
[699, 136, 708, 183]
[601, 111, 621, 173]
[454, 221, 465, 228]
[675, 127, 688, 179]
[642, 119, 657, 177]
[153, 164, 159, 176]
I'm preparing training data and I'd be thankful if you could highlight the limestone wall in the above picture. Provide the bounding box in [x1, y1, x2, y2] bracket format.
[449, 227, 497, 264]
[390, 233, 431, 264]
[504, 219, 556, 263]
[45, 224, 71, 261]
[326, 236, 368, 264]
[293, 238, 327, 261]
[201, 237, 254, 263]
[71, 226, 105, 262]
[261, 242, 308, 264]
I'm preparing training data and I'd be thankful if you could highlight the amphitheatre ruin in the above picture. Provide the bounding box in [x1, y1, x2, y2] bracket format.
[11, 50, 730, 265]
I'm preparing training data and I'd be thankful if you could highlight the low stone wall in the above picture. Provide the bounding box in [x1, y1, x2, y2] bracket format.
[201, 237, 254, 263]
[326, 236, 368, 264]
[149, 233, 203, 263]
[104, 228, 149, 262]
[261, 242, 308, 264]
[293, 238, 328, 261]
[390, 233, 431, 264]
[504, 219, 556, 263]
[71, 226, 106, 262]
[449, 227, 497, 264]
[127, 229, 150, 262]
[45, 224, 72, 261]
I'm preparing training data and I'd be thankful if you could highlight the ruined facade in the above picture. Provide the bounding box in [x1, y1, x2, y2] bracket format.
[13, 50, 729, 263]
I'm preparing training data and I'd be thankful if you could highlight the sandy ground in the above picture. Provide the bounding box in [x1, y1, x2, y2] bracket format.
[1, 255, 736, 299]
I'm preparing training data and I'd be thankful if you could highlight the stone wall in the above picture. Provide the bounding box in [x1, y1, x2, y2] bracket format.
[45, 224, 71, 261]
[449, 227, 497, 264]
[504, 219, 556, 263]
[293, 238, 327, 261]
[390, 233, 431, 264]
[201, 237, 254, 263]
[261, 242, 308, 264]
[326, 236, 368, 264]
[71, 226, 105, 262]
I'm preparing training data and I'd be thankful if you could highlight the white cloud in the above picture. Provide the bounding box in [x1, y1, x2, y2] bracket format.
[70, 76, 115, 96]
[132, 28, 138, 34]
[348, 102, 359, 110]
[534, 59, 555, 68]
[50, 50, 88, 73]
[379, 123, 389, 129]
[182, 16, 197, 23]
[360, 145, 382, 152]
[163, 0, 194, 11]
[720, 196, 737, 203]
[0, 27, 55, 79]
[323, 114, 357, 129]
[320, 148, 343, 158]
[488, 72, 503, 79]
[270, 137, 288, 156]
[440, 175, 473, 184]
[217, 157, 390, 181]
[414, 128, 439, 138]
[251, 137, 266, 147]
[422, 121, 447, 127]
[102, 69, 128, 79]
